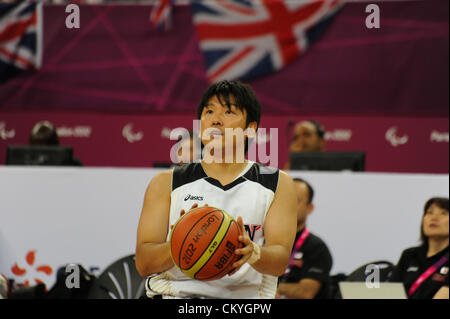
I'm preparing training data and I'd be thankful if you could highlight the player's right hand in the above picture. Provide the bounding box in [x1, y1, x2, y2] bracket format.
[228, 216, 254, 276]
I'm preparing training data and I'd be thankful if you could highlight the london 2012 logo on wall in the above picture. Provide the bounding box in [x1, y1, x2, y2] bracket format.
[11, 250, 53, 287]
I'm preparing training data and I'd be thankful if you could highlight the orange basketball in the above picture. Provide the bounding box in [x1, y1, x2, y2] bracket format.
[170, 206, 243, 281]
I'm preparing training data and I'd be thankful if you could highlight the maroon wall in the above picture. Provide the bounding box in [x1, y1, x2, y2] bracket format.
[0, 112, 448, 173]
[0, 1, 448, 116]
[0, 1, 448, 173]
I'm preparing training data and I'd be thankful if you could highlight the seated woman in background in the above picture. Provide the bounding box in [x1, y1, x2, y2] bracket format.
[29, 121, 83, 166]
[390, 197, 449, 299]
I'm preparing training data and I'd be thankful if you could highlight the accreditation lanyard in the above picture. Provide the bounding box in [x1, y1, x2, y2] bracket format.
[408, 253, 449, 297]
[282, 228, 310, 277]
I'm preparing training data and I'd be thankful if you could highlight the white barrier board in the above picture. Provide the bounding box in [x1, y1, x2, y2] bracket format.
[0, 167, 448, 290]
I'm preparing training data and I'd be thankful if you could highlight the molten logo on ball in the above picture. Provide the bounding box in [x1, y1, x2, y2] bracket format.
[170, 206, 243, 281]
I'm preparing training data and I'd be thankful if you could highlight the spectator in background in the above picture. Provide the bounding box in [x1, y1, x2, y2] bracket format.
[390, 197, 449, 299]
[176, 130, 201, 166]
[154, 129, 201, 168]
[284, 120, 326, 170]
[29, 121, 59, 146]
[29, 121, 83, 166]
[277, 178, 333, 299]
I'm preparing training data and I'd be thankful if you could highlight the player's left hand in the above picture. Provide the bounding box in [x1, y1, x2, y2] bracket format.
[227, 216, 254, 276]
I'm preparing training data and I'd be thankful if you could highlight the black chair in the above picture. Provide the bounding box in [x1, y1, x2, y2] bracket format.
[328, 273, 347, 299]
[87, 254, 146, 299]
[46, 264, 96, 299]
[9, 283, 47, 299]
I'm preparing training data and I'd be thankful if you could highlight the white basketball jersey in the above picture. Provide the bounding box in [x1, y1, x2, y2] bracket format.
[146, 161, 280, 299]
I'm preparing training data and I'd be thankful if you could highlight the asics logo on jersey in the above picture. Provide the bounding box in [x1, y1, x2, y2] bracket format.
[184, 194, 204, 201]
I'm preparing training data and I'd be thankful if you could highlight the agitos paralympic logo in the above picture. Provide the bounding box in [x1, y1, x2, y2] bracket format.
[11, 250, 53, 287]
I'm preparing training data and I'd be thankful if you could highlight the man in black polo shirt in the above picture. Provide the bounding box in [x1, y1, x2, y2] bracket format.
[277, 178, 333, 299]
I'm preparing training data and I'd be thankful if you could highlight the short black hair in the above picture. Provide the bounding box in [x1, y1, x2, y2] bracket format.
[293, 178, 315, 204]
[197, 80, 261, 129]
[197, 80, 261, 153]
[420, 197, 449, 243]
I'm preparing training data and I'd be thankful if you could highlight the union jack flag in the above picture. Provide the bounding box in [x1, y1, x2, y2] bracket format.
[0, 1, 42, 84]
[191, 0, 343, 82]
[150, 0, 174, 30]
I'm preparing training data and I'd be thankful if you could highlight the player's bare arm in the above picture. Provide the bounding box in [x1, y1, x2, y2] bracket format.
[231, 171, 298, 276]
[135, 170, 173, 277]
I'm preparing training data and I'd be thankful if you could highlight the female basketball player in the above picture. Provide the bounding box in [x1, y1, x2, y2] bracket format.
[135, 80, 298, 299]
